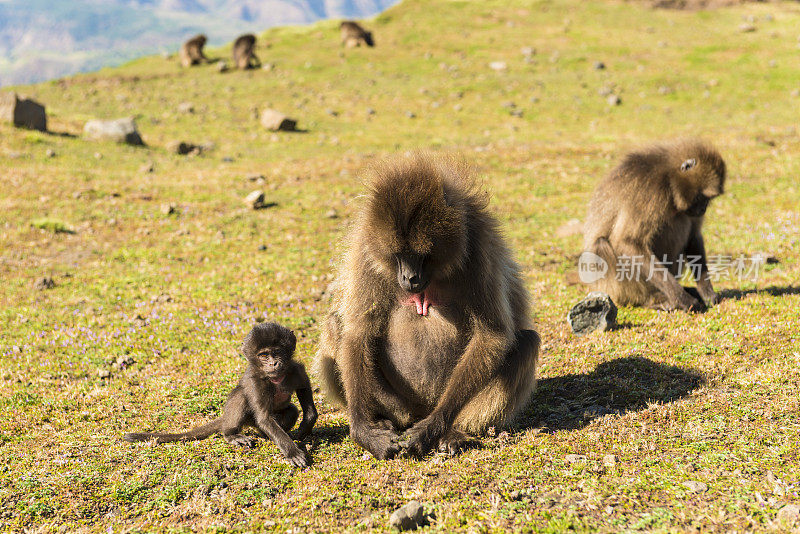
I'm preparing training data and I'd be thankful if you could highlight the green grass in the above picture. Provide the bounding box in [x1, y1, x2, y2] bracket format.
[2, 0, 800, 531]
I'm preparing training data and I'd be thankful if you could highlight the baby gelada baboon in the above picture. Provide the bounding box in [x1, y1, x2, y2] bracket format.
[233, 34, 260, 69]
[315, 153, 539, 460]
[180, 34, 208, 67]
[340, 21, 374, 48]
[124, 322, 317, 467]
[581, 139, 726, 311]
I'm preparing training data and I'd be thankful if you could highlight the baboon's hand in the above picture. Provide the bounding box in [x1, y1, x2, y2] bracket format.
[674, 291, 704, 312]
[699, 288, 718, 307]
[400, 415, 444, 458]
[226, 434, 257, 448]
[352, 423, 401, 460]
[285, 443, 309, 468]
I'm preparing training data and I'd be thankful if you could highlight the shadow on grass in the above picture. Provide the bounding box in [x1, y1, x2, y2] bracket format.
[719, 285, 800, 301]
[515, 356, 704, 432]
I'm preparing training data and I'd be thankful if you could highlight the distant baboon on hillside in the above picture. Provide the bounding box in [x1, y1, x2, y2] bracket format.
[233, 34, 261, 69]
[179, 34, 208, 67]
[340, 21, 374, 48]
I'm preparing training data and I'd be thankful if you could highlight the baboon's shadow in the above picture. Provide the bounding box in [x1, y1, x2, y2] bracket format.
[515, 356, 704, 432]
[719, 285, 800, 301]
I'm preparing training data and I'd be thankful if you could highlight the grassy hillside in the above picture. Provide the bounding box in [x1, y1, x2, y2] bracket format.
[2, 0, 800, 531]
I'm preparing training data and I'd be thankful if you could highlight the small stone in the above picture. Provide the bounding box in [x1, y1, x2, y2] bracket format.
[244, 190, 266, 209]
[556, 218, 582, 238]
[12, 345, 22, 353]
[567, 292, 618, 336]
[45, 148, 56, 158]
[366, 107, 376, 116]
[453, 104, 463, 111]
[593, 61, 606, 70]
[84, 117, 144, 145]
[326, 109, 339, 117]
[94, 152, 103, 159]
[389, 500, 425, 531]
[114, 355, 135, 370]
[405, 111, 416, 119]
[603, 454, 617, 468]
[178, 102, 194, 114]
[658, 86, 674, 95]
[140, 162, 154, 173]
[682, 481, 708, 493]
[607, 94, 621, 106]
[262, 62, 275, 71]
[791, 89, 800, 98]
[160, 203, 177, 215]
[167, 141, 201, 155]
[520, 46, 535, 57]
[776, 505, 800, 528]
[98, 368, 111, 379]
[217, 61, 229, 73]
[751, 252, 779, 266]
[257, 244, 267, 251]
[510, 109, 523, 118]
[739, 24, 756, 33]
[565, 454, 587, 464]
[260, 109, 297, 131]
[33, 277, 55, 290]
[130, 314, 147, 328]
[325, 209, 338, 219]
[598, 86, 613, 96]
[489, 61, 507, 71]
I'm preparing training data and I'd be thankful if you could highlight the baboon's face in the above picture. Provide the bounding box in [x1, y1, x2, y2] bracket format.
[366, 173, 467, 294]
[255, 346, 292, 384]
[243, 323, 296, 382]
[676, 148, 726, 216]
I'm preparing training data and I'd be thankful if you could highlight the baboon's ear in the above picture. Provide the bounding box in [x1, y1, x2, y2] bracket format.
[680, 159, 697, 172]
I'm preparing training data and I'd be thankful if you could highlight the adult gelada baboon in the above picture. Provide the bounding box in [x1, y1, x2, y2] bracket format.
[315, 154, 539, 459]
[340, 21, 374, 48]
[180, 34, 208, 67]
[124, 322, 316, 467]
[233, 34, 260, 69]
[581, 139, 726, 311]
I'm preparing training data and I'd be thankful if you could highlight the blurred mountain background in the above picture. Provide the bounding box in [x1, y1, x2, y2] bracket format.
[0, 0, 397, 86]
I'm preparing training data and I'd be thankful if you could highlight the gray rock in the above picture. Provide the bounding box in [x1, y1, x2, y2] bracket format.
[739, 23, 756, 33]
[260, 109, 297, 131]
[98, 368, 111, 379]
[33, 277, 55, 290]
[161, 203, 177, 215]
[602, 454, 617, 468]
[0, 92, 47, 131]
[389, 500, 425, 531]
[776, 504, 800, 528]
[489, 61, 507, 71]
[682, 481, 708, 493]
[607, 94, 621, 106]
[217, 61, 229, 73]
[568, 292, 617, 336]
[45, 148, 56, 158]
[244, 190, 266, 209]
[178, 102, 194, 114]
[593, 61, 606, 70]
[84, 117, 144, 145]
[565, 454, 587, 464]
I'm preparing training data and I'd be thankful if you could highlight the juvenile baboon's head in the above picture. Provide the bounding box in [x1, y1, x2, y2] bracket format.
[242, 322, 296, 383]
[362, 154, 485, 295]
[669, 140, 726, 216]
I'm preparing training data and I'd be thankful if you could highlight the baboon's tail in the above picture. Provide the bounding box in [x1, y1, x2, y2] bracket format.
[123, 418, 222, 444]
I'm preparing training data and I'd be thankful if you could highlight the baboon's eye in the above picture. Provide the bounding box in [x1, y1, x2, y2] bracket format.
[680, 159, 697, 172]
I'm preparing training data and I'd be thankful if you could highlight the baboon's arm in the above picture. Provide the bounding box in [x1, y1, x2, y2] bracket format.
[684, 223, 717, 305]
[292, 367, 318, 440]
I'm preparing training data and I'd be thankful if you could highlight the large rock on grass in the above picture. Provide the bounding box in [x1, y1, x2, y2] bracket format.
[0, 92, 47, 131]
[260, 109, 297, 131]
[83, 117, 144, 145]
[567, 292, 617, 336]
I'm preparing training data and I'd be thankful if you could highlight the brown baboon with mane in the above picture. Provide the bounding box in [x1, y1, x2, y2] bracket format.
[582, 139, 726, 311]
[233, 34, 260, 69]
[314, 154, 539, 459]
[124, 322, 316, 467]
[179, 34, 208, 67]
[340, 21, 374, 48]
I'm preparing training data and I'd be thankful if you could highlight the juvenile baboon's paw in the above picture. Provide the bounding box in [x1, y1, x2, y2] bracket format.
[286, 444, 309, 468]
[437, 429, 478, 456]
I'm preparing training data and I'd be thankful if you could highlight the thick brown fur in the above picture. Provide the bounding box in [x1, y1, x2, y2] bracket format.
[179, 34, 208, 67]
[340, 21, 374, 48]
[233, 34, 260, 69]
[582, 139, 726, 311]
[124, 322, 316, 468]
[314, 153, 539, 459]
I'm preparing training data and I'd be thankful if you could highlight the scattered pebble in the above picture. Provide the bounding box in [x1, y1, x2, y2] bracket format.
[98, 368, 111, 379]
[257, 244, 267, 251]
[389, 500, 426, 531]
[160, 203, 177, 215]
[260, 109, 297, 131]
[607, 95, 621, 106]
[33, 276, 55, 290]
[45, 148, 56, 158]
[114, 355, 135, 370]
[658, 86, 674, 95]
[593, 61, 606, 70]
[217, 61, 229, 73]
[521, 46, 535, 57]
[178, 102, 194, 114]
[682, 481, 708, 493]
[245, 190, 266, 209]
[603, 454, 617, 468]
[325, 209, 338, 219]
[489, 61, 507, 71]
[565, 454, 587, 464]
[140, 161, 154, 173]
[739, 24, 757, 33]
